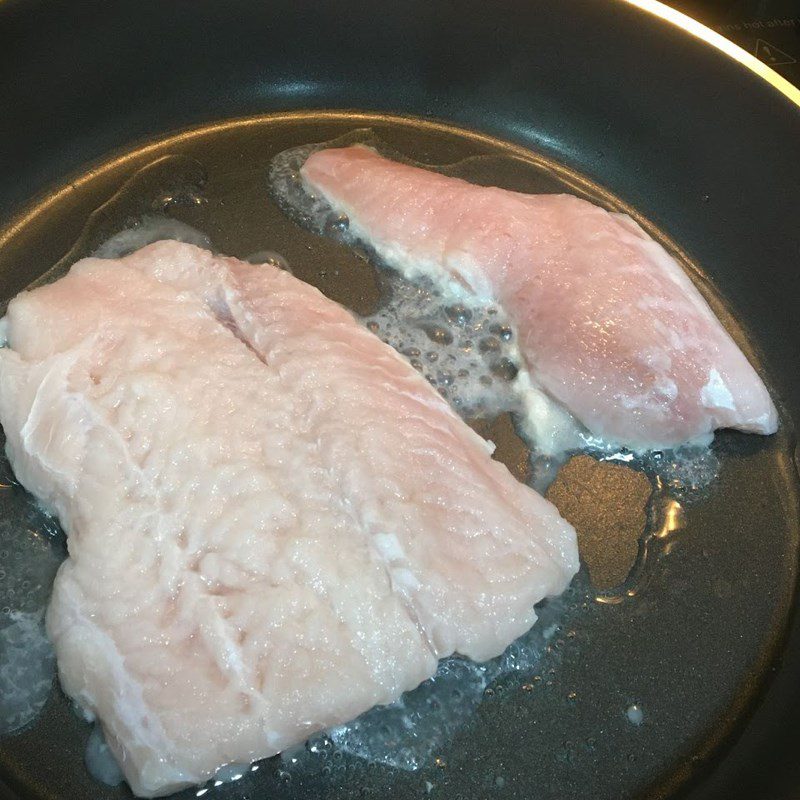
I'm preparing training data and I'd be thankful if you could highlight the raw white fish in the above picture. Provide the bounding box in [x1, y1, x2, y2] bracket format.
[0, 241, 577, 797]
[301, 145, 778, 451]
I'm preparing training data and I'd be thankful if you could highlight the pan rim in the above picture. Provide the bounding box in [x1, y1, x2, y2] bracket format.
[0, 109, 797, 800]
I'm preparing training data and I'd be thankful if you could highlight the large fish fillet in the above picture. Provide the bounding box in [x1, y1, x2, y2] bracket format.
[0, 241, 578, 797]
[301, 145, 777, 450]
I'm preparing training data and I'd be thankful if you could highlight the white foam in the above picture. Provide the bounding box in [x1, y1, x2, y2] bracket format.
[269, 143, 338, 237]
[92, 216, 210, 260]
[645, 446, 720, 500]
[0, 610, 54, 734]
[285, 592, 572, 772]
[516, 371, 583, 456]
[0, 508, 62, 735]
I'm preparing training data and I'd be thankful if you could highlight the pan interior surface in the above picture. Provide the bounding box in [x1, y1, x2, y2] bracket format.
[0, 112, 797, 800]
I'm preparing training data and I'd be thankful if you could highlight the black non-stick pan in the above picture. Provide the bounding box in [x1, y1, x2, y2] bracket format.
[0, 1, 799, 799]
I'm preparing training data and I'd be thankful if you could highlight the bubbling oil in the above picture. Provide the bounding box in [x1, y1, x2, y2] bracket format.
[0, 488, 62, 735]
[288, 587, 576, 772]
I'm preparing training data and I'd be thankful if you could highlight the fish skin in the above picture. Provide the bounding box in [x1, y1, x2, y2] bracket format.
[0, 241, 577, 797]
[302, 145, 778, 450]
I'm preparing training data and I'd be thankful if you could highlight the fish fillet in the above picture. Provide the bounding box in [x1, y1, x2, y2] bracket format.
[0, 241, 578, 797]
[301, 145, 777, 450]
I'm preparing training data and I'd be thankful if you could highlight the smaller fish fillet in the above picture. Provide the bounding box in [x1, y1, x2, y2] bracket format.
[301, 145, 778, 451]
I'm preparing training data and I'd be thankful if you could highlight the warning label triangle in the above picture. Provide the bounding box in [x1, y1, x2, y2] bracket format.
[754, 39, 797, 66]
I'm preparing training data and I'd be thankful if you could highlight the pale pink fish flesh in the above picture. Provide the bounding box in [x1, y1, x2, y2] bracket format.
[301, 145, 778, 450]
[0, 241, 577, 797]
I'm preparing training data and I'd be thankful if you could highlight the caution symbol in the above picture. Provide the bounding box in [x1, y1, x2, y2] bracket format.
[754, 39, 797, 66]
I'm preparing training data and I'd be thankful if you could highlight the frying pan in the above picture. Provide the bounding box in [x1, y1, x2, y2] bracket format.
[0, 1, 799, 799]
